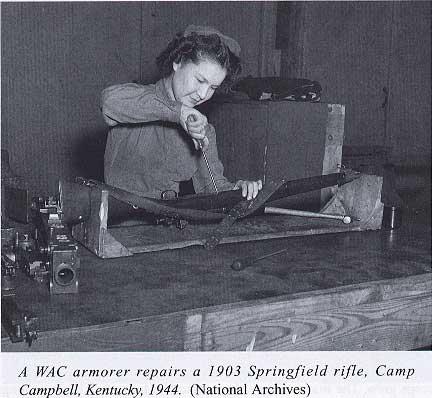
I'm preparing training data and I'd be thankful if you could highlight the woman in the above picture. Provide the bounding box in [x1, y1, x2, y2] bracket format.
[101, 25, 262, 201]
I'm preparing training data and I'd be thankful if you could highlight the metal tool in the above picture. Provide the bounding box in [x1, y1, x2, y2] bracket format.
[231, 247, 291, 271]
[2, 243, 39, 346]
[12, 196, 81, 294]
[264, 206, 359, 224]
[160, 190, 178, 200]
[1, 296, 38, 346]
[187, 115, 218, 193]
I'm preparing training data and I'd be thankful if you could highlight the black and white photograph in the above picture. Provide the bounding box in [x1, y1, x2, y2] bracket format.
[1, 0, 431, 396]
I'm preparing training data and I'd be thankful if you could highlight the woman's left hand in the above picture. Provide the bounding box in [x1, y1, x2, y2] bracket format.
[234, 179, 263, 200]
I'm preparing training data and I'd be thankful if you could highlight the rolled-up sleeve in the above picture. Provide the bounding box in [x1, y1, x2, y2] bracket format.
[101, 83, 182, 126]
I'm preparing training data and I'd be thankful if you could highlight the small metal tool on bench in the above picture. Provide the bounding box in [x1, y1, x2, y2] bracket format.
[187, 114, 219, 193]
[231, 247, 292, 271]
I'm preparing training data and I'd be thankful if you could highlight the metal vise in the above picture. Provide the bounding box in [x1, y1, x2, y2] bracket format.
[2, 247, 38, 346]
[29, 196, 80, 294]
[7, 193, 80, 294]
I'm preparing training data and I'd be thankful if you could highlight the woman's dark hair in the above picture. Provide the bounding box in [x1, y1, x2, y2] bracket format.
[156, 32, 241, 86]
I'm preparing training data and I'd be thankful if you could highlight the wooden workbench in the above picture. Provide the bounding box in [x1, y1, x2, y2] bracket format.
[1, 204, 430, 352]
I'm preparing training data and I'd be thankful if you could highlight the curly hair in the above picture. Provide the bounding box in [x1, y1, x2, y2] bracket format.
[156, 32, 242, 87]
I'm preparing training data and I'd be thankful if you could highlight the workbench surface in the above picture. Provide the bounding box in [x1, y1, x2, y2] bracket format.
[2, 207, 431, 351]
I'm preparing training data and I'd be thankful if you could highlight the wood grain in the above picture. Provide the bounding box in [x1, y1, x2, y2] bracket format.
[321, 104, 345, 204]
[198, 274, 432, 351]
[3, 274, 429, 351]
[200, 292, 431, 351]
[1, 313, 189, 352]
[2, 210, 429, 351]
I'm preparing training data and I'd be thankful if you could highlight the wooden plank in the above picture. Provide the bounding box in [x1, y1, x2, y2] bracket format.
[72, 187, 132, 258]
[1, 313, 189, 352]
[110, 216, 368, 254]
[183, 314, 203, 351]
[277, 2, 307, 77]
[321, 174, 384, 229]
[3, 273, 429, 352]
[200, 292, 432, 351]
[265, 102, 328, 181]
[199, 273, 430, 327]
[207, 102, 268, 182]
[264, 102, 332, 211]
[197, 274, 431, 351]
[321, 104, 345, 204]
[258, 2, 279, 77]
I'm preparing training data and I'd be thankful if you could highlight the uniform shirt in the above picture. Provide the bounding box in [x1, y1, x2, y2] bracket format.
[101, 80, 234, 198]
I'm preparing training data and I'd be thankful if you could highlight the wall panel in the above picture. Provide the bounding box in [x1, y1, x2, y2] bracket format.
[278, 1, 431, 166]
[67, 2, 142, 183]
[138, 1, 264, 84]
[386, 2, 431, 165]
[1, 2, 142, 195]
[1, 2, 74, 194]
[300, 2, 392, 148]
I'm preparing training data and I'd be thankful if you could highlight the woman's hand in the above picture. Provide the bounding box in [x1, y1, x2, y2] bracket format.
[180, 106, 210, 151]
[234, 179, 263, 200]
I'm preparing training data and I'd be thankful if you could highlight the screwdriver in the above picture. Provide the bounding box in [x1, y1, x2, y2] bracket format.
[231, 247, 291, 271]
[187, 115, 219, 193]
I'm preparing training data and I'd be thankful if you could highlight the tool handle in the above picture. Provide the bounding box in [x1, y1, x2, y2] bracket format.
[186, 114, 209, 149]
[186, 115, 213, 129]
[187, 114, 197, 123]
[187, 114, 202, 150]
[186, 114, 218, 193]
[264, 206, 354, 224]
[231, 257, 255, 271]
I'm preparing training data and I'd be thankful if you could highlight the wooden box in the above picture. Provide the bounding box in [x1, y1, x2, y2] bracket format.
[205, 99, 345, 208]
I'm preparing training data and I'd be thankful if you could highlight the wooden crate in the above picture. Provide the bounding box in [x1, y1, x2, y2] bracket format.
[205, 99, 345, 207]
[62, 174, 384, 258]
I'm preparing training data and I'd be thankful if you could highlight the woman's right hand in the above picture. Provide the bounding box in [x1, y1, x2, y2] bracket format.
[180, 106, 210, 151]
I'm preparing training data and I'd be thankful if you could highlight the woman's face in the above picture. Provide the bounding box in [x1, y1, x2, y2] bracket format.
[171, 58, 227, 107]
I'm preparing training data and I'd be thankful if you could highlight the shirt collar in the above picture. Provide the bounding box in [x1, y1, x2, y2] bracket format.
[156, 78, 173, 101]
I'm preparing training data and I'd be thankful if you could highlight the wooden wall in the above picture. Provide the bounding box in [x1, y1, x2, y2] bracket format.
[1, 2, 141, 195]
[386, 2, 431, 165]
[278, 1, 431, 166]
[1, 2, 430, 197]
[1, 1, 271, 196]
